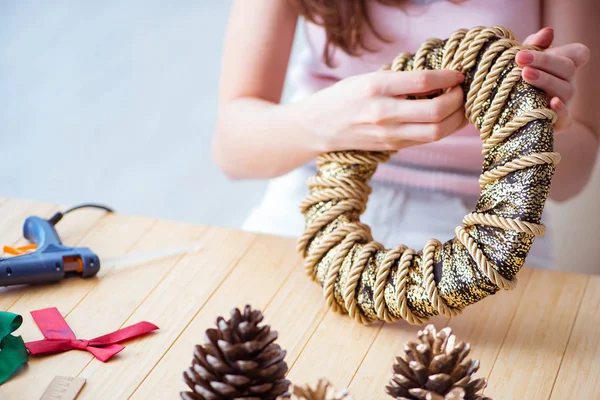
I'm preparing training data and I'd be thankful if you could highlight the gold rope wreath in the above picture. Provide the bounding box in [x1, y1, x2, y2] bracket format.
[297, 26, 560, 325]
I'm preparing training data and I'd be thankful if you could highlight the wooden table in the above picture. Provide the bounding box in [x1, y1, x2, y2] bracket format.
[0, 197, 598, 399]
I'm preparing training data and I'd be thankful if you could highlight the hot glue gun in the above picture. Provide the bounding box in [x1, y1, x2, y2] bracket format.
[0, 204, 113, 287]
[0, 203, 204, 288]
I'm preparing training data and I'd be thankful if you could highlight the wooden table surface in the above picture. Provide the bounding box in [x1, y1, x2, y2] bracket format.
[0, 197, 598, 399]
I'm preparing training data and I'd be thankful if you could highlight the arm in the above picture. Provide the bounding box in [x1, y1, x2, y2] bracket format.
[546, 0, 600, 202]
[518, 0, 599, 202]
[213, 0, 310, 180]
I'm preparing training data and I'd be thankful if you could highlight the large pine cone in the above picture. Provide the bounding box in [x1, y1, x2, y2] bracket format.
[289, 379, 353, 400]
[386, 325, 491, 400]
[181, 305, 291, 400]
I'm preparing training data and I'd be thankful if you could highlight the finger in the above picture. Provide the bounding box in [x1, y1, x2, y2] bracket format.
[366, 69, 464, 97]
[380, 107, 467, 143]
[550, 97, 572, 131]
[522, 67, 575, 103]
[338, 128, 423, 152]
[522, 27, 554, 49]
[544, 43, 591, 68]
[516, 51, 576, 81]
[378, 139, 424, 152]
[364, 85, 464, 124]
[456, 117, 469, 131]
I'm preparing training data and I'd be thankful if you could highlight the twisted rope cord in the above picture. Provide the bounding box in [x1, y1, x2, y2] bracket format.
[315, 151, 391, 167]
[373, 244, 404, 322]
[343, 241, 383, 324]
[463, 213, 547, 236]
[413, 39, 442, 70]
[323, 227, 371, 314]
[390, 52, 411, 72]
[460, 27, 514, 74]
[298, 26, 559, 324]
[479, 152, 562, 188]
[306, 176, 372, 196]
[394, 248, 428, 325]
[465, 38, 516, 121]
[298, 199, 365, 262]
[300, 187, 370, 213]
[455, 226, 517, 290]
[442, 29, 468, 69]
[482, 109, 558, 155]
[422, 240, 462, 318]
[479, 61, 523, 141]
[450, 26, 485, 70]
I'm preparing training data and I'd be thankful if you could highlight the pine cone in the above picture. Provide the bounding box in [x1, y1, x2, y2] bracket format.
[386, 325, 491, 400]
[289, 379, 352, 400]
[181, 305, 291, 400]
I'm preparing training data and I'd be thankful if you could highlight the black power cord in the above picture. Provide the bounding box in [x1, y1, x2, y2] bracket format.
[48, 203, 115, 226]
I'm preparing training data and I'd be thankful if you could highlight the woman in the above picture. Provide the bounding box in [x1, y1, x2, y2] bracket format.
[213, 0, 598, 269]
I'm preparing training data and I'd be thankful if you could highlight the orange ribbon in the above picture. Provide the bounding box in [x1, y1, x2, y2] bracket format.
[2, 244, 37, 256]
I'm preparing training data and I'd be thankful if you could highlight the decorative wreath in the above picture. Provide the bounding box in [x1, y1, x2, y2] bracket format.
[297, 26, 560, 325]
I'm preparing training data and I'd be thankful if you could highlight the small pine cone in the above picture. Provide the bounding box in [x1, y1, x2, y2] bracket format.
[386, 325, 492, 400]
[289, 379, 352, 400]
[181, 305, 291, 400]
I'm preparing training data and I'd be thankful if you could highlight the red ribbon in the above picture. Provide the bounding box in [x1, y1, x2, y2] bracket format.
[25, 308, 158, 362]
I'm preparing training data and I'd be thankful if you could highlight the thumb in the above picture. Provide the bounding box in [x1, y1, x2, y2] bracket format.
[522, 27, 554, 49]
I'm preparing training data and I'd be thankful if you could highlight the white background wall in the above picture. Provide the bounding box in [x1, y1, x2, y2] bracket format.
[1, 1, 597, 273]
[547, 162, 600, 274]
[0, 1, 268, 229]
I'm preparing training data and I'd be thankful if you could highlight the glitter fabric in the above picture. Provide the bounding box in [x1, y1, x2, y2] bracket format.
[298, 27, 557, 323]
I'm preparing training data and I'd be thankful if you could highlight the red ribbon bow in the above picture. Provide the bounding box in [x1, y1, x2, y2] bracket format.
[25, 308, 158, 362]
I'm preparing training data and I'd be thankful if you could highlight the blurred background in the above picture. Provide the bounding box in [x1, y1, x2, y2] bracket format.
[1, 1, 598, 273]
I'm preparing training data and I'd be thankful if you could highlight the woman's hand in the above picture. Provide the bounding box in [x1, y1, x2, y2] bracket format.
[294, 70, 467, 153]
[517, 27, 591, 130]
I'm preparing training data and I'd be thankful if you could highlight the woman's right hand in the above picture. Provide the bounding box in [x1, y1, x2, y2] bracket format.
[293, 69, 468, 153]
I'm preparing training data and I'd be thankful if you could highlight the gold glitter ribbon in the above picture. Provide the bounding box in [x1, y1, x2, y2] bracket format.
[297, 26, 560, 324]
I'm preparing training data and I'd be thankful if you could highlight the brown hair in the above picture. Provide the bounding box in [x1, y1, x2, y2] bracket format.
[289, 0, 463, 67]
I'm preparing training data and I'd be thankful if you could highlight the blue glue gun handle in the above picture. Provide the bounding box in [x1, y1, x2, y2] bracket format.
[0, 252, 64, 286]
[23, 216, 62, 248]
[0, 248, 100, 287]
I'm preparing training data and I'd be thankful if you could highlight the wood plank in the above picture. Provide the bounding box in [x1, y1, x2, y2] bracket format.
[4, 213, 157, 399]
[484, 269, 588, 399]
[130, 234, 300, 400]
[550, 275, 600, 399]
[262, 263, 328, 364]
[348, 316, 447, 399]
[446, 267, 534, 379]
[286, 310, 383, 389]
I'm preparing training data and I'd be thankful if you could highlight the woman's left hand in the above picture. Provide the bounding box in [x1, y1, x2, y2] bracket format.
[516, 27, 590, 130]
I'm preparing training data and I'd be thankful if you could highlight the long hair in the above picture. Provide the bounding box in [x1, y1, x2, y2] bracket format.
[289, 0, 463, 67]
